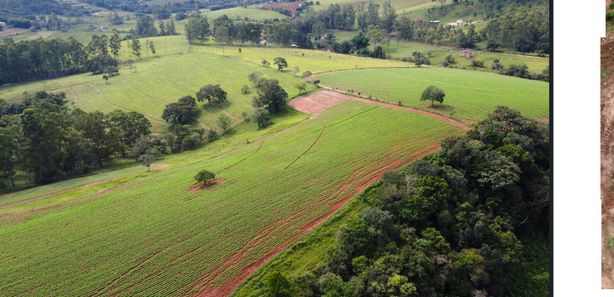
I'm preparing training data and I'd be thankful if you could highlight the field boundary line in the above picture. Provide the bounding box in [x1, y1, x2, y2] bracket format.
[284, 120, 327, 170]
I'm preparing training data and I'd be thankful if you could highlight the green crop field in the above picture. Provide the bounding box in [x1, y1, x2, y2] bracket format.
[316, 67, 549, 122]
[0, 100, 461, 296]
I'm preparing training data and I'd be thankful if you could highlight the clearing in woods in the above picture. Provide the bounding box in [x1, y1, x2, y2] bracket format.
[0, 97, 463, 296]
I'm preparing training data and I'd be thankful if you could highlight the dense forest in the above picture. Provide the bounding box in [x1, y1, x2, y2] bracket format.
[254, 107, 550, 297]
[0, 0, 84, 27]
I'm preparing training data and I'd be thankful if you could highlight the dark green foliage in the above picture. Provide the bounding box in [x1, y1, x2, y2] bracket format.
[421, 85, 445, 106]
[196, 84, 228, 105]
[194, 169, 215, 186]
[442, 54, 456, 67]
[162, 96, 198, 125]
[264, 272, 292, 297]
[253, 79, 288, 114]
[252, 107, 270, 129]
[136, 15, 157, 37]
[411, 51, 430, 67]
[273, 57, 288, 71]
[277, 107, 549, 297]
[185, 15, 210, 43]
[0, 92, 152, 184]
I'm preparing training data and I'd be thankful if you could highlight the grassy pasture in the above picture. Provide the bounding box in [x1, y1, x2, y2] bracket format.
[0, 100, 461, 296]
[317, 67, 549, 122]
[0, 35, 410, 131]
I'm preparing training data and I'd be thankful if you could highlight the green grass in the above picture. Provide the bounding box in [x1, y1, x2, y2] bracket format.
[0, 35, 410, 131]
[316, 67, 549, 122]
[233, 189, 370, 297]
[0, 100, 461, 296]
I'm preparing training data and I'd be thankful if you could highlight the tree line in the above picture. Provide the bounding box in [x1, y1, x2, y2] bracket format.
[0, 92, 152, 185]
[257, 107, 550, 297]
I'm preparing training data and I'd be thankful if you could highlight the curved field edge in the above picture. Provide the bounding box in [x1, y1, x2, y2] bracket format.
[0, 101, 462, 296]
[315, 67, 549, 122]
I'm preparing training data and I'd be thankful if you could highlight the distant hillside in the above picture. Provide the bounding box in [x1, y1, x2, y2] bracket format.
[0, 0, 84, 25]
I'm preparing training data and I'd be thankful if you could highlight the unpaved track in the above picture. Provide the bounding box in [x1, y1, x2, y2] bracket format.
[290, 90, 470, 131]
[602, 33, 614, 288]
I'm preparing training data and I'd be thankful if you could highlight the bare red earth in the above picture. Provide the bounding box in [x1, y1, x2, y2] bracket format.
[188, 179, 225, 192]
[0, 28, 28, 37]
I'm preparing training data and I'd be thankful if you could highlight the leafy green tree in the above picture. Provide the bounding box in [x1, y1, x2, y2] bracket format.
[130, 37, 141, 60]
[108, 110, 151, 157]
[109, 31, 122, 60]
[420, 85, 445, 106]
[194, 169, 215, 186]
[264, 272, 292, 297]
[138, 153, 156, 171]
[252, 107, 270, 129]
[215, 25, 230, 55]
[261, 59, 270, 67]
[0, 124, 20, 188]
[196, 84, 227, 105]
[253, 79, 288, 114]
[442, 54, 456, 67]
[147, 40, 156, 56]
[162, 96, 198, 125]
[185, 15, 210, 43]
[411, 51, 430, 67]
[273, 57, 288, 71]
[136, 15, 158, 37]
[217, 114, 232, 134]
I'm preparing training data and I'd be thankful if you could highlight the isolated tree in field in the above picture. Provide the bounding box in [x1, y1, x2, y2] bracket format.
[296, 82, 307, 94]
[261, 59, 270, 67]
[273, 57, 288, 71]
[252, 107, 270, 129]
[109, 31, 122, 60]
[194, 169, 215, 186]
[241, 85, 250, 94]
[217, 114, 232, 134]
[248, 72, 262, 84]
[442, 54, 456, 67]
[185, 15, 210, 43]
[412, 51, 430, 67]
[214, 25, 230, 55]
[421, 85, 445, 106]
[130, 37, 141, 60]
[196, 84, 227, 105]
[138, 153, 156, 171]
[147, 40, 156, 56]
[254, 79, 288, 114]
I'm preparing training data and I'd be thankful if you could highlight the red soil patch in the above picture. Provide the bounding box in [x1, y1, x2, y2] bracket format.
[260, 1, 303, 17]
[193, 144, 443, 297]
[149, 163, 168, 171]
[188, 178, 225, 192]
[603, 33, 614, 288]
[289, 91, 348, 115]
[0, 28, 28, 37]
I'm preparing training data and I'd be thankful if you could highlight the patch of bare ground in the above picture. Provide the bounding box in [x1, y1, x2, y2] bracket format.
[602, 33, 614, 288]
[0, 28, 28, 37]
[149, 163, 168, 171]
[188, 179, 225, 192]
